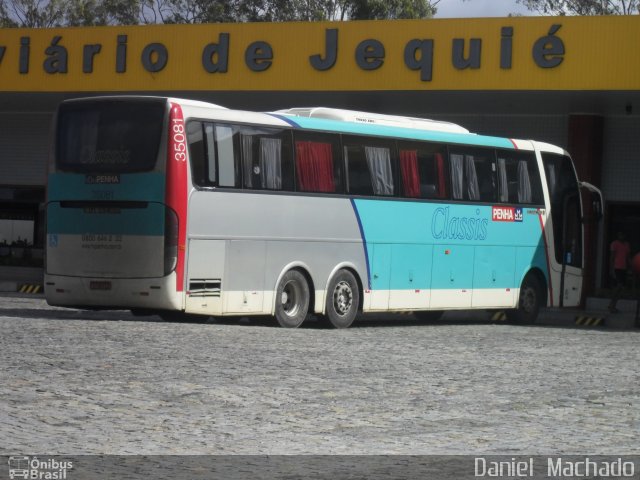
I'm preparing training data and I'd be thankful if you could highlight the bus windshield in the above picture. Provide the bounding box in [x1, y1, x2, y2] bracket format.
[56, 99, 165, 173]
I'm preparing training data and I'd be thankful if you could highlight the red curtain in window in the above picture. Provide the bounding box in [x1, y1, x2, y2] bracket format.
[400, 150, 420, 198]
[295, 141, 335, 192]
[435, 153, 447, 198]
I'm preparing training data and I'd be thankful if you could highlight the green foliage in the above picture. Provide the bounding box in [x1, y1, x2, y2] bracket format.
[0, 0, 437, 26]
[348, 0, 437, 20]
[151, 0, 236, 23]
[65, 0, 142, 26]
[0, 0, 66, 27]
[516, 0, 640, 15]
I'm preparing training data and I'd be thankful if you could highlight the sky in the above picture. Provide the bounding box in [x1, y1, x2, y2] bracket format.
[434, 0, 534, 18]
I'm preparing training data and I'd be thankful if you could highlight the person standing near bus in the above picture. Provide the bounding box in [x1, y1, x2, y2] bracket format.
[608, 231, 631, 313]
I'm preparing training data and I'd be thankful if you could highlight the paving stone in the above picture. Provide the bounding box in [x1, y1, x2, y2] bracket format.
[0, 294, 638, 455]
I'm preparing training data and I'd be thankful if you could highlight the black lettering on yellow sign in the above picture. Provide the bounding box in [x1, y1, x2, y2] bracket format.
[1, 24, 565, 80]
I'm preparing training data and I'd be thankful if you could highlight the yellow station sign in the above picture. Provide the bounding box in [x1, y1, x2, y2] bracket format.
[0, 15, 639, 92]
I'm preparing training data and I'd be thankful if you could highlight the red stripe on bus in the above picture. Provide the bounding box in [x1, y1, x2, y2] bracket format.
[509, 139, 519, 149]
[538, 213, 553, 307]
[167, 103, 188, 292]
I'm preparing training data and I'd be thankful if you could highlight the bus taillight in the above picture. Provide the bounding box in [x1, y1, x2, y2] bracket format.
[164, 207, 179, 276]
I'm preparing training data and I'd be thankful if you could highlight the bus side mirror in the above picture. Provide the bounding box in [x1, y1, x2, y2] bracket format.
[579, 181, 604, 222]
[591, 193, 603, 221]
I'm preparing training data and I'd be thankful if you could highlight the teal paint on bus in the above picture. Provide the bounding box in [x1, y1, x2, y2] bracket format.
[47, 172, 165, 203]
[273, 114, 516, 150]
[47, 201, 166, 236]
[351, 199, 548, 290]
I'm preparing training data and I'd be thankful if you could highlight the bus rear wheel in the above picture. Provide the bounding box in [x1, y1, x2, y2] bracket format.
[508, 273, 542, 325]
[275, 270, 310, 328]
[324, 269, 360, 329]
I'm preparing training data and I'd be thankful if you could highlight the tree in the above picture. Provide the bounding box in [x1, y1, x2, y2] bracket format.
[65, 0, 143, 26]
[236, 0, 333, 22]
[516, 0, 640, 15]
[0, 0, 439, 26]
[145, 0, 236, 23]
[0, 0, 145, 26]
[0, 0, 18, 26]
[0, 0, 66, 27]
[348, 0, 438, 20]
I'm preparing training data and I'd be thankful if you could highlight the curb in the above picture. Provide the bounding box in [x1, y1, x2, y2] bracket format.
[18, 284, 43, 294]
[575, 315, 605, 327]
[491, 311, 507, 322]
[0, 281, 18, 293]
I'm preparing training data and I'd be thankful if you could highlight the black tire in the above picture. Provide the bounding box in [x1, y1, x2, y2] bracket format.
[414, 310, 444, 322]
[507, 273, 543, 325]
[324, 269, 360, 329]
[275, 270, 310, 328]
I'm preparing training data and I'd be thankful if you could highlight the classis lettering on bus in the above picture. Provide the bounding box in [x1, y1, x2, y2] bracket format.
[431, 206, 488, 241]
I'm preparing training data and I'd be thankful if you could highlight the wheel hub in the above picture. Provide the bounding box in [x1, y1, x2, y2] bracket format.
[333, 281, 353, 315]
[282, 281, 299, 317]
[522, 287, 536, 312]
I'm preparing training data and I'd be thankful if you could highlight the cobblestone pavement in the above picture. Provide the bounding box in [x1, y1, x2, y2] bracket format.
[1, 294, 638, 455]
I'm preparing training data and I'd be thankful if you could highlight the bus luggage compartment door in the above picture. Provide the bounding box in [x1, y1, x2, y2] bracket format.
[430, 245, 473, 308]
[224, 240, 266, 314]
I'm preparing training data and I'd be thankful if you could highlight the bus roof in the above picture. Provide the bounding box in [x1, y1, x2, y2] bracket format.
[271, 109, 517, 150]
[168, 97, 228, 110]
[61, 96, 556, 153]
[275, 107, 470, 134]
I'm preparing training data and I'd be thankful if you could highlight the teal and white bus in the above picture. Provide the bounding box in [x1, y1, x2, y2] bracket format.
[45, 96, 602, 328]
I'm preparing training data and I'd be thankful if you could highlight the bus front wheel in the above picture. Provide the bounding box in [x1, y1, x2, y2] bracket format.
[275, 270, 310, 328]
[508, 273, 542, 325]
[324, 269, 360, 329]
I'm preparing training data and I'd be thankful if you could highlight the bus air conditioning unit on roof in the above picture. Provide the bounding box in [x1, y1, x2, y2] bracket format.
[276, 107, 470, 134]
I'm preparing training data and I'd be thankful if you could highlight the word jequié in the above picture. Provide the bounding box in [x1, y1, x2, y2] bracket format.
[0, 24, 565, 82]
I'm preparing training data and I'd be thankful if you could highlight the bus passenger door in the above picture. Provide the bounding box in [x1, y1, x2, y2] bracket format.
[541, 153, 584, 307]
[557, 193, 583, 307]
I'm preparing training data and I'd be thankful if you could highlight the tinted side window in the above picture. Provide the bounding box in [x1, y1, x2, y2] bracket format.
[398, 141, 448, 199]
[187, 122, 293, 190]
[543, 154, 579, 206]
[449, 148, 496, 202]
[293, 131, 342, 193]
[496, 151, 544, 204]
[187, 121, 240, 188]
[344, 136, 396, 196]
[239, 126, 293, 191]
[215, 125, 238, 187]
[187, 121, 207, 186]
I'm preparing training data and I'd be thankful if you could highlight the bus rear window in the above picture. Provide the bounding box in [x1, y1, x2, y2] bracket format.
[56, 100, 165, 173]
